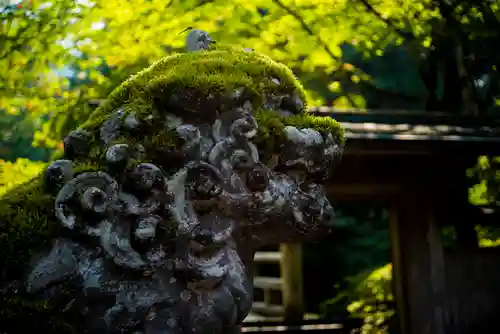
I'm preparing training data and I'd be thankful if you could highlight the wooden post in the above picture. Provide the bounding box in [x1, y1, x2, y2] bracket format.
[389, 205, 409, 334]
[389, 195, 449, 334]
[280, 243, 304, 323]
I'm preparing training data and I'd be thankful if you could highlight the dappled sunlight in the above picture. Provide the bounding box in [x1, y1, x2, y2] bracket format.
[0, 158, 46, 196]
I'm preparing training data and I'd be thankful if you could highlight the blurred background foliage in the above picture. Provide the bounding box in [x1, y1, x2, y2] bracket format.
[2, 0, 500, 332]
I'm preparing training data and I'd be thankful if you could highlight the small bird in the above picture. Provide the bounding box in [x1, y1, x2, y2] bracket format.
[180, 27, 215, 52]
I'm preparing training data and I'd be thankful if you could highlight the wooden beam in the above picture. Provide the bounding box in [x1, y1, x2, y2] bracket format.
[280, 243, 304, 324]
[253, 277, 283, 290]
[327, 153, 471, 200]
[343, 138, 500, 156]
[328, 184, 402, 200]
[251, 302, 285, 317]
[254, 252, 282, 263]
[389, 195, 449, 334]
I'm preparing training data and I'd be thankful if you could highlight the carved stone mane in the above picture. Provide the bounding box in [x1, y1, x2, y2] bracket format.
[0, 38, 344, 333]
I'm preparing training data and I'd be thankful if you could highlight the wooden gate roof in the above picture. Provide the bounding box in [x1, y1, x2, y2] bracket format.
[309, 107, 500, 156]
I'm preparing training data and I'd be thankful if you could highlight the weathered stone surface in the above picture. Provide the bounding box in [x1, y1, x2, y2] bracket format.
[0, 30, 344, 333]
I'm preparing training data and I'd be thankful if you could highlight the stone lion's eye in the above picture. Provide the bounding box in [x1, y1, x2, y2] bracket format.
[81, 187, 108, 214]
[191, 174, 222, 199]
[247, 165, 269, 192]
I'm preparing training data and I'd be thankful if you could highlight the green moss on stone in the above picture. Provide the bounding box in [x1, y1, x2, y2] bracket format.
[0, 283, 79, 333]
[0, 177, 60, 283]
[85, 45, 307, 124]
[78, 45, 343, 160]
[0, 45, 344, 331]
[254, 109, 345, 159]
[1, 45, 344, 278]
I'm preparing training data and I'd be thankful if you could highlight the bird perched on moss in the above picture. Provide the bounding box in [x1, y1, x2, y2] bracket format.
[180, 27, 215, 52]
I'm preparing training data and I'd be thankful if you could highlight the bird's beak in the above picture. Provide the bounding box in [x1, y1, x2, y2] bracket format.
[179, 27, 193, 35]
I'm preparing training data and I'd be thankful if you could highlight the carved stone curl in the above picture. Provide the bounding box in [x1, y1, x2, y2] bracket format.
[13, 34, 345, 334]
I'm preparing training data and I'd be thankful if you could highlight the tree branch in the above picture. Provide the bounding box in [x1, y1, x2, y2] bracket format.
[270, 0, 343, 64]
[270, 0, 418, 104]
[357, 0, 417, 41]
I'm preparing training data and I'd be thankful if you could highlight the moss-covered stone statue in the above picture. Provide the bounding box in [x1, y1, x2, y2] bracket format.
[0, 30, 344, 333]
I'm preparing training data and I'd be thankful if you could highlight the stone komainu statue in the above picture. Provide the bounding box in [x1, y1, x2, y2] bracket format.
[0, 34, 344, 333]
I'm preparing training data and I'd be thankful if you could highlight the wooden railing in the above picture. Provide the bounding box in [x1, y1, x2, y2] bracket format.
[248, 245, 365, 333]
[252, 248, 285, 317]
[251, 244, 304, 322]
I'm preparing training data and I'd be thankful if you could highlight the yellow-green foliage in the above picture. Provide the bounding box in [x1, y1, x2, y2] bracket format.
[346, 264, 394, 333]
[0, 159, 46, 196]
[324, 264, 394, 334]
